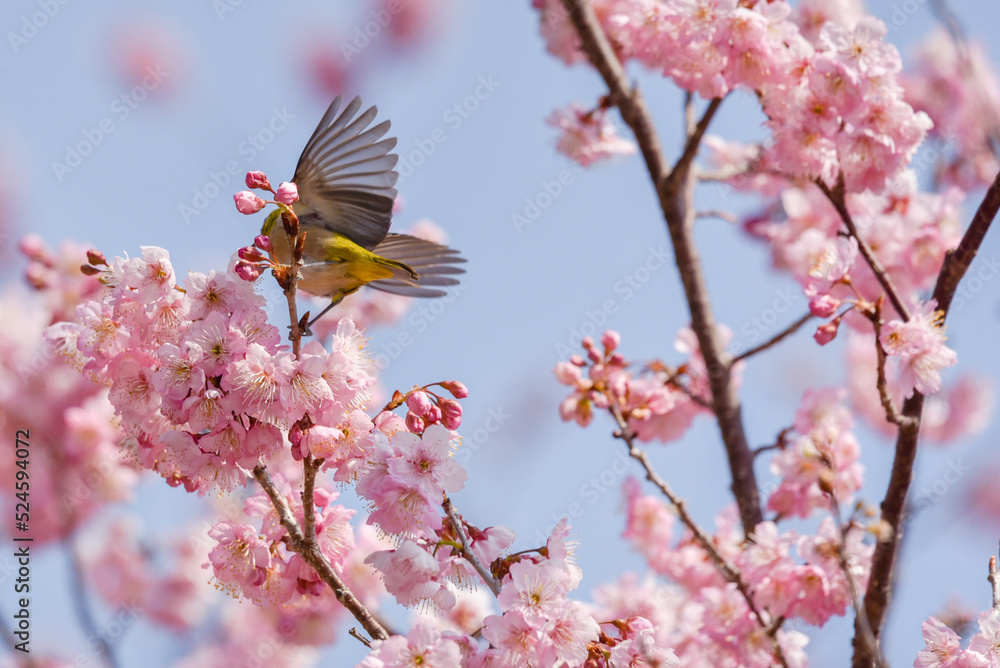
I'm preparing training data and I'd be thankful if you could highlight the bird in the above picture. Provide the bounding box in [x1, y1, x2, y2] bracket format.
[262, 96, 465, 325]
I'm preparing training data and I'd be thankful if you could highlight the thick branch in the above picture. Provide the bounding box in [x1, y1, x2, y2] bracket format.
[853, 170, 1000, 667]
[252, 465, 388, 641]
[562, 0, 763, 534]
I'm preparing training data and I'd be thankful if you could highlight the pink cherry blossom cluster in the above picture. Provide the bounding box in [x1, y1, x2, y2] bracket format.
[767, 388, 863, 519]
[621, 479, 872, 664]
[554, 328, 736, 443]
[535, 0, 931, 192]
[546, 102, 637, 166]
[739, 171, 962, 320]
[901, 29, 1000, 190]
[44, 245, 378, 495]
[0, 238, 138, 545]
[915, 611, 1000, 668]
[208, 479, 356, 606]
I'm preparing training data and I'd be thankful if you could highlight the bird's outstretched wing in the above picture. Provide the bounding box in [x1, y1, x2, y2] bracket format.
[367, 234, 466, 298]
[293, 96, 399, 250]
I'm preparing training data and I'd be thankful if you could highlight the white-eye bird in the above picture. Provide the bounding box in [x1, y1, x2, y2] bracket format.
[262, 96, 465, 323]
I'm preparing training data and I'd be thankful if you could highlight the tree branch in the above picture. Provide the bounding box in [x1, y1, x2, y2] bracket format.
[853, 170, 1000, 667]
[252, 464, 389, 642]
[561, 0, 763, 535]
[443, 496, 502, 596]
[732, 312, 813, 364]
[608, 403, 788, 668]
[815, 178, 912, 321]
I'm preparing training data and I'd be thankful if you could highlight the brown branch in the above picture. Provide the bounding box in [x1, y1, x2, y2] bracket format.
[252, 464, 388, 642]
[853, 170, 1000, 667]
[562, 0, 763, 535]
[608, 403, 789, 668]
[443, 496, 502, 596]
[990, 553, 1000, 612]
[867, 308, 916, 428]
[932, 168, 1000, 315]
[732, 312, 813, 364]
[815, 178, 912, 321]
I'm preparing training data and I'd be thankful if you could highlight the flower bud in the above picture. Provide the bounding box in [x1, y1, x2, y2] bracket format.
[275, 181, 299, 205]
[439, 380, 469, 399]
[245, 171, 272, 190]
[234, 191, 266, 215]
[405, 412, 426, 434]
[254, 235, 273, 252]
[405, 391, 434, 417]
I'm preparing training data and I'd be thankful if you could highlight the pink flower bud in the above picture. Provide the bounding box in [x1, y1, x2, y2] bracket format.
[234, 191, 266, 215]
[809, 294, 841, 319]
[275, 181, 299, 205]
[587, 348, 602, 364]
[570, 355, 586, 367]
[439, 380, 469, 399]
[425, 405, 442, 423]
[582, 336, 595, 350]
[405, 412, 425, 434]
[814, 320, 840, 346]
[235, 261, 263, 282]
[609, 352, 626, 366]
[18, 234, 48, 262]
[601, 330, 621, 352]
[405, 391, 433, 417]
[439, 399, 462, 420]
[254, 235, 273, 252]
[238, 246, 265, 262]
[441, 414, 462, 430]
[245, 171, 271, 190]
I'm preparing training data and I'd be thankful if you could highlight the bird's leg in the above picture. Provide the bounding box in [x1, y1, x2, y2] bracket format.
[303, 295, 344, 335]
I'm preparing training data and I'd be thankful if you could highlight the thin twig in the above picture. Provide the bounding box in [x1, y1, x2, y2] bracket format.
[826, 491, 887, 668]
[990, 552, 1000, 611]
[349, 627, 373, 648]
[443, 496, 502, 596]
[561, 0, 763, 535]
[867, 307, 915, 428]
[252, 465, 389, 642]
[696, 210, 739, 223]
[854, 170, 1000, 667]
[815, 178, 912, 322]
[67, 537, 120, 668]
[608, 403, 789, 668]
[732, 312, 813, 364]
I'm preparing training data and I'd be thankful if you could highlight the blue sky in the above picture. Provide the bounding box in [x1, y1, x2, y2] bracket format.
[3, 1, 1000, 666]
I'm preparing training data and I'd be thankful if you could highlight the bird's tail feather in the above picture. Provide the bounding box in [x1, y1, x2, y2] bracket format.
[368, 233, 466, 298]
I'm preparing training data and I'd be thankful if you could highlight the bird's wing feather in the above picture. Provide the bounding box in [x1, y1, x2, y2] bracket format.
[367, 234, 466, 299]
[293, 96, 399, 249]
